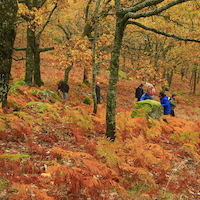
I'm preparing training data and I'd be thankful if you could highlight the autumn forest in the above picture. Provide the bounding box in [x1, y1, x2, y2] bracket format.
[0, 0, 200, 199]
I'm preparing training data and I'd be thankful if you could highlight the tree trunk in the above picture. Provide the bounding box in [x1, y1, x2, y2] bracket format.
[0, 0, 18, 108]
[197, 68, 200, 84]
[64, 64, 73, 84]
[34, 47, 42, 87]
[167, 68, 173, 88]
[181, 67, 185, 80]
[193, 67, 197, 94]
[92, 0, 101, 114]
[25, 28, 34, 86]
[83, 68, 89, 84]
[106, 16, 125, 141]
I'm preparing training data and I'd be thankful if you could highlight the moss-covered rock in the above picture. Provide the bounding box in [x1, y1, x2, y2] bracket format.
[131, 100, 163, 120]
[30, 89, 61, 103]
[83, 97, 92, 105]
[9, 79, 27, 93]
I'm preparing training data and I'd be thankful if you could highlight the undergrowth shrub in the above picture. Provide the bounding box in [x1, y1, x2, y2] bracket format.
[49, 147, 127, 199]
[69, 108, 93, 132]
[83, 97, 92, 105]
[0, 113, 34, 141]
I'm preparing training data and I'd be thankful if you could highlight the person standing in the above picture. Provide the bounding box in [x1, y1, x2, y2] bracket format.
[159, 92, 171, 115]
[96, 81, 100, 104]
[56, 81, 69, 100]
[140, 88, 153, 101]
[169, 94, 176, 117]
[135, 84, 144, 101]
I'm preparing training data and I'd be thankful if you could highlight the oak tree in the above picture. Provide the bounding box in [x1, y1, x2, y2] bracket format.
[106, 0, 200, 140]
[0, 0, 18, 108]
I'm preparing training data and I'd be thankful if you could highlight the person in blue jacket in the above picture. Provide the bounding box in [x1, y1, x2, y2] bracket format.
[140, 89, 153, 101]
[159, 92, 171, 115]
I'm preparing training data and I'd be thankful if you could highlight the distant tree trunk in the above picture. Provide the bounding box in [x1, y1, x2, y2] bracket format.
[92, 0, 101, 114]
[33, 46, 42, 87]
[162, 68, 166, 78]
[64, 64, 73, 84]
[181, 67, 185, 80]
[167, 68, 173, 88]
[106, 16, 125, 141]
[193, 67, 197, 94]
[173, 65, 176, 74]
[0, 0, 18, 108]
[197, 68, 200, 84]
[25, 28, 34, 86]
[83, 68, 89, 84]
[189, 70, 194, 86]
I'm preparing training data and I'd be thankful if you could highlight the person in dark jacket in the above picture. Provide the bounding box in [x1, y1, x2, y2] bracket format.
[169, 94, 176, 117]
[135, 84, 144, 101]
[56, 81, 69, 100]
[159, 92, 171, 115]
[140, 88, 153, 101]
[96, 81, 100, 104]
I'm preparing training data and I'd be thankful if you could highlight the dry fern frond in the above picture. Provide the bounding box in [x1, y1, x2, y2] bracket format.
[52, 147, 93, 161]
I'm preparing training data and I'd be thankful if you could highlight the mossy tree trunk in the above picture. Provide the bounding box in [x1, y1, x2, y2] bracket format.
[25, 28, 34, 86]
[192, 66, 198, 94]
[106, 15, 125, 141]
[64, 64, 73, 84]
[33, 45, 42, 87]
[18, 0, 57, 87]
[0, 0, 18, 108]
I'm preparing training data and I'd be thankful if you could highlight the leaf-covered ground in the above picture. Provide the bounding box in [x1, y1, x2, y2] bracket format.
[0, 55, 200, 200]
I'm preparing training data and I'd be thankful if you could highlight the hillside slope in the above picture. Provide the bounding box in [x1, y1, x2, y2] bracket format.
[0, 53, 199, 199]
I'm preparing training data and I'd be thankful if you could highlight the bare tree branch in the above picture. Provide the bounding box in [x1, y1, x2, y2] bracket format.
[124, 0, 164, 13]
[12, 56, 26, 61]
[37, 3, 57, 45]
[39, 47, 54, 53]
[95, 59, 111, 65]
[127, 21, 200, 43]
[124, 0, 189, 21]
[14, 47, 27, 51]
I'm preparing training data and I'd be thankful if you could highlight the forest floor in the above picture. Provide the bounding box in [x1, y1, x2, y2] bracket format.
[0, 53, 200, 200]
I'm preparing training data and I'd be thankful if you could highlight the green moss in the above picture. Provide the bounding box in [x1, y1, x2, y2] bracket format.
[27, 101, 61, 120]
[9, 79, 26, 94]
[48, 90, 62, 102]
[131, 100, 163, 120]
[30, 89, 61, 102]
[0, 179, 10, 190]
[119, 70, 127, 79]
[83, 97, 92, 105]
[1, 153, 30, 162]
[30, 89, 41, 97]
